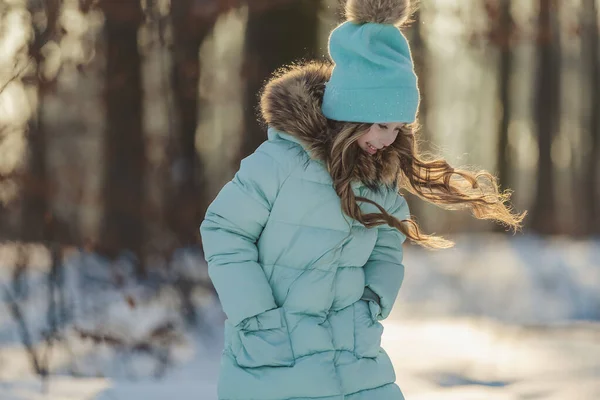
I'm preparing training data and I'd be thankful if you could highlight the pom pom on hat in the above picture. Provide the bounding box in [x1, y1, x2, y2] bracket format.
[345, 0, 412, 26]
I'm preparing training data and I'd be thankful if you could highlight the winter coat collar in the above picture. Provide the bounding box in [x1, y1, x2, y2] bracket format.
[267, 126, 368, 191]
[266, 127, 305, 148]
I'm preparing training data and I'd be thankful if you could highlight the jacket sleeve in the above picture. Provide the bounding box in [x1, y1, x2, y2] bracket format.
[200, 145, 289, 328]
[361, 193, 410, 321]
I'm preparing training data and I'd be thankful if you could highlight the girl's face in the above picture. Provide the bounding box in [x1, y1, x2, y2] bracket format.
[357, 122, 406, 155]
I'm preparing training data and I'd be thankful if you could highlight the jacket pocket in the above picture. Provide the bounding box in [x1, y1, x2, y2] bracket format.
[233, 307, 295, 368]
[353, 299, 383, 358]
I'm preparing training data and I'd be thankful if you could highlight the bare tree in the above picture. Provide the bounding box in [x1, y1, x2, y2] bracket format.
[495, 0, 514, 195]
[404, 9, 429, 223]
[168, 0, 218, 247]
[239, 0, 322, 161]
[531, 0, 561, 234]
[19, 0, 63, 243]
[581, 0, 599, 235]
[98, 0, 145, 270]
[407, 9, 426, 128]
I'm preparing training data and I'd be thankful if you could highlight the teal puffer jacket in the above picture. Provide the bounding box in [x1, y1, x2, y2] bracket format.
[200, 63, 409, 400]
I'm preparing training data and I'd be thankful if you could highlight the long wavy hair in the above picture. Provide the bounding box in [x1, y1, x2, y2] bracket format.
[325, 119, 527, 249]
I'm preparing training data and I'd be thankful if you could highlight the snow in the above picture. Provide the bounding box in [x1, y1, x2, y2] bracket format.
[1, 234, 599, 399]
[397, 233, 600, 323]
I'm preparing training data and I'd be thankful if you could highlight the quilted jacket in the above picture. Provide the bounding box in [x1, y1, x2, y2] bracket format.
[200, 62, 410, 400]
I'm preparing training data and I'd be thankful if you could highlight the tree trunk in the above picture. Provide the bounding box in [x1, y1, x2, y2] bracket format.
[239, 0, 322, 161]
[496, 0, 513, 197]
[491, 0, 515, 233]
[582, 0, 599, 235]
[99, 0, 145, 267]
[20, 0, 62, 243]
[530, 0, 560, 235]
[168, 0, 217, 247]
[21, 98, 48, 242]
[410, 10, 427, 137]
[405, 10, 429, 227]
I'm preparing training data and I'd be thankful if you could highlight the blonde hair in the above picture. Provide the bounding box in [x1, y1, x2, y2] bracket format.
[325, 120, 527, 249]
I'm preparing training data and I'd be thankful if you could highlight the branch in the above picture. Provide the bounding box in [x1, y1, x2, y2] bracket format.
[0, 59, 33, 95]
[1, 282, 45, 376]
[1, 0, 62, 94]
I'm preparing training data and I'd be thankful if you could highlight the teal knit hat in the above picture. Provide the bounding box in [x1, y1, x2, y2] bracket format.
[321, 0, 419, 123]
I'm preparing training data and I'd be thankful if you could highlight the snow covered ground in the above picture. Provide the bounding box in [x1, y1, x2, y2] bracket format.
[0, 234, 599, 399]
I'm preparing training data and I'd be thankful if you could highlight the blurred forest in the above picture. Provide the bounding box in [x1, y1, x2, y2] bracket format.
[0, 0, 598, 270]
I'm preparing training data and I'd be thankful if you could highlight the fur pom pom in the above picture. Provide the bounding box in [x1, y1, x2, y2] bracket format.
[345, 0, 412, 26]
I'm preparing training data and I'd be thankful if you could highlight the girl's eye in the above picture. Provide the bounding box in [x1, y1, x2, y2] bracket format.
[394, 124, 408, 133]
[378, 124, 388, 129]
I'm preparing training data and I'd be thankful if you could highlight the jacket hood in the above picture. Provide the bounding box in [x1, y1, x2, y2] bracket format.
[259, 61, 404, 189]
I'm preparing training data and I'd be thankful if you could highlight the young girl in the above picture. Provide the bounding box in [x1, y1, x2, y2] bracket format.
[200, 0, 525, 399]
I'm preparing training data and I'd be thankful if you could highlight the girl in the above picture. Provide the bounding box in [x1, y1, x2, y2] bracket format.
[200, 0, 525, 399]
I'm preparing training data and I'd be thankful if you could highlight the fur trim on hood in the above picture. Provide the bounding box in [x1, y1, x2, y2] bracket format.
[259, 61, 404, 189]
[260, 62, 332, 164]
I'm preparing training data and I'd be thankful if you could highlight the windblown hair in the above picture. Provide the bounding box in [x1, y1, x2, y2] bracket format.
[259, 61, 526, 250]
[325, 120, 527, 249]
